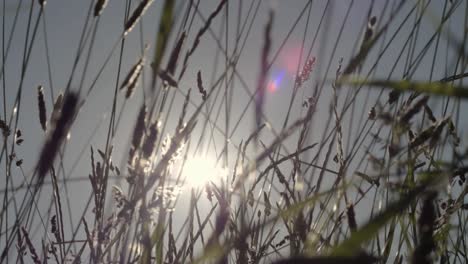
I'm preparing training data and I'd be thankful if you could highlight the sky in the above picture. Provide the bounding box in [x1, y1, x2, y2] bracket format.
[1, 0, 468, 261]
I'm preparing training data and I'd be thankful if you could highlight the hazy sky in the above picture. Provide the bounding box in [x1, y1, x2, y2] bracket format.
[1, 0, 467, 258]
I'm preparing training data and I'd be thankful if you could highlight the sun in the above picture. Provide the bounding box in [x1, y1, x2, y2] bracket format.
[181, 155, 227, 188]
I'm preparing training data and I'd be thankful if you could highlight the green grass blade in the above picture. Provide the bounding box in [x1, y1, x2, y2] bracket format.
[340, 78, 468, 99]
[330, 177, 440, 257]
[151, 0, 174, 90]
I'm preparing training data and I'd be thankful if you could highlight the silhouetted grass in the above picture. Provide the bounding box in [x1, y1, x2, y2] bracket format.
[1, 0, 468, 263]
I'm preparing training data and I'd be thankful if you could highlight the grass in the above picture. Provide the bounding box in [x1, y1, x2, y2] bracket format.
[1, 0, 468, 263]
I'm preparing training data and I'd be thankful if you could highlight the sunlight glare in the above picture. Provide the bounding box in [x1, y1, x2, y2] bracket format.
[182, 155, 227, 188]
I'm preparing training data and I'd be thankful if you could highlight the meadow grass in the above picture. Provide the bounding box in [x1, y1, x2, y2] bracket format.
[1, 0, 468, 263]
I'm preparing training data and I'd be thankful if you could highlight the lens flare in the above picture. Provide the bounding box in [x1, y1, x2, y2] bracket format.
[280, 43, 303, 74]
[267, 70, 286, 93]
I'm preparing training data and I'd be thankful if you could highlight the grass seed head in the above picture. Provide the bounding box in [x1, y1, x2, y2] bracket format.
[21, 227, 41, 264]
[37, 92, 78, 181]
[141, 121, 159, 160]
[94, 0, 108, 17]
[37, 85, 47, 131]
[124, 0, 154, 36]
[129, 104, 147, 164]
[0, 119, 10, 137]
[197, 70, 207, 101]
[166, 32, 186, 75]
[400, 95, 429, 124]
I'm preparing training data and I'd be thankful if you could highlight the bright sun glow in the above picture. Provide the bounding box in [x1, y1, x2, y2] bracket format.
[181, 155, 227, 188]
